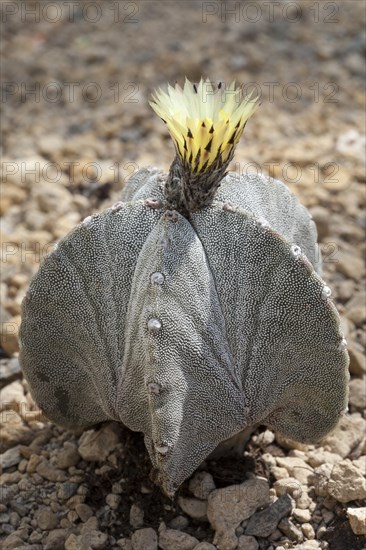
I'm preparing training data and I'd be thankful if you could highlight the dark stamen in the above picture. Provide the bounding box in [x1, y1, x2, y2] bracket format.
[205, 138, 213, 152]
[209, 124, 214, 134]
[187, 128, 193, 138]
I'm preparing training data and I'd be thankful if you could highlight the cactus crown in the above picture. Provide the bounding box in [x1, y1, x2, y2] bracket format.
[150, 78, 259, 215]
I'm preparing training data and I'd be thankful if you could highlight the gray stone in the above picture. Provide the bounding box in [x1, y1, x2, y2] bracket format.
[245, 494, 292, 537]
[131, 528, 158, 550]
[158, 522, 199, 550]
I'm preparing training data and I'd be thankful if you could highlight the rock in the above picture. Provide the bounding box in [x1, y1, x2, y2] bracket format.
[36, 458, 67, 482]
[106, 493, 121, 510]
[275, 433, 310, 451]
[2, 533, 25, 550]
[35, 507, 58, 530]
[352, 455, 366, 473]
[55, 442, 80, 469]
[129, 503, 144, 528]
[294, 541, 321, 549]
[0, 381, 27, 414]
[349, 346, 366, 375]
[0, 358, 21, 389]
[0, 315, 21, 356]
[131, 528, 158, 550]
[1, 445, 21, 469]
[253, 429, 275, 448]
[0, 410, 31, 453]
[158, 522, 199, 550]
[278, 517, 303, 542]
[207, 477, 270, 550]
[347, 507, 366, 535]
[66, 530, 108, 549]
[293, 508, 311, 523]
[349, 377, 366, 409]
[188, 471, 216, 499]
[178, 497, 207, 520]
[307, 450, 342, 468]
[78, 423, 120, 462]
[275, 457, 313, 485]
[169, 515, 189, 530]
[117, 538, 133, 549]
[32, 182, 72, 216]
[346, 305, 366, 326]
[327, 460, 366, 502]
[321, 414, 366, 458]
[310, 463, 333, 497]
[337, 252, 365, 281]
[237, 535, 259, 550]
[79, 516, 98, 534]
[44, 528, 67, 549]
[245, 494, 292, 537]
[309, 206, 330, 241]
[193, 543, 217, 550]
[272, 477, 303, 499]
[65, 534, 80, 550]
[75, 503, 93, 522]
[301, 522, 315, 539]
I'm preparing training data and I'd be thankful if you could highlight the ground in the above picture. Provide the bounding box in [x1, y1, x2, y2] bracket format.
[1, 1, 365, 549]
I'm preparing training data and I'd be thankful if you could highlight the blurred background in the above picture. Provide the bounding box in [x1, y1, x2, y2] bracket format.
[1, 1, 365, 548]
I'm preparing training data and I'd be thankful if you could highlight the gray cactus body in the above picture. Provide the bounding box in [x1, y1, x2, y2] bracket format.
[20, 168, 349, 495]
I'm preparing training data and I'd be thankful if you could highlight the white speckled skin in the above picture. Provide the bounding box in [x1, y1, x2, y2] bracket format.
[20, 168, 349, 495]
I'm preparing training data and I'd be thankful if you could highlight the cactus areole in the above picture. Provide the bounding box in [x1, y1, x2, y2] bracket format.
[20, 79, 349, 496]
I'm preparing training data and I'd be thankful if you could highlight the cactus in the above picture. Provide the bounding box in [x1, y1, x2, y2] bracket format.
[20, 79, 349, 496]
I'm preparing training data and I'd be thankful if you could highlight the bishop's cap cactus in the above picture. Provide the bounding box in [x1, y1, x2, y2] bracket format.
[20, 78, 349, 496]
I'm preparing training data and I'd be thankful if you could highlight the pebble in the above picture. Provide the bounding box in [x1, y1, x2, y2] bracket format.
[131, 527, 158, 550]
[301, 523, 315, 539]
[55, 443, 80, 469]
[207, 477, 270, 550]
[278, 517, 303, 542]
[321, 414, 366, 457]
[36, 458, 67, 482]
[293, 508, 311, 523]
[178, 497, 208, 520]
[78, 423, 120, 462]
[158, 522, 199, 550]
[1, 445, 21, 469]
[348, 346, 366, 375]
[347, 507, 366, 535]
[188, 471, 216, 499]
[75, 502, 93, 522]
[275, 457, 314, 485]
[0, 358, 22, 389]
[349, 377, 366, 409]
[245, 494, 292, 537]
[0, 316, 21, 356]
[237, 535, 259, 550]
[169, 515, 190, 530]
[44, 528, 67, 549]
[0, 381, 27, 414]
[35, 507, 58, 530]
[129, 503, 144, 528]
[327, 460, 366, 502]
[106, 493, 121, 510]
[193, 543, 217, 550]
[337, 252, 365, 281]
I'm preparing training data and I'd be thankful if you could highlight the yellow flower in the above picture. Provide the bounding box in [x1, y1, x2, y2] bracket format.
[150, 78, 258, 173]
